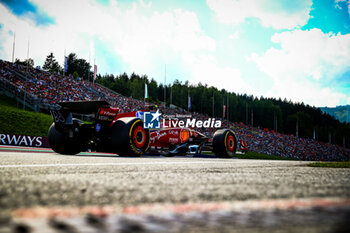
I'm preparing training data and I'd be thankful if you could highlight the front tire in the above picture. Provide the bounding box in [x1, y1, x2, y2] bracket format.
[212, 129, 237, 158]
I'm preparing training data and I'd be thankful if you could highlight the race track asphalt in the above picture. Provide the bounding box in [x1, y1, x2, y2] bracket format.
[0, 148, 349, 233]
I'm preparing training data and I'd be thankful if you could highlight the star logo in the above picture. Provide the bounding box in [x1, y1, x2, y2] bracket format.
[150, 109, 161, 122]
[143, 110, 161, 129]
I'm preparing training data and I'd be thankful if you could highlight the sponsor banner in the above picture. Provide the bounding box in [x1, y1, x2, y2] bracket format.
[0, 134, 50, 148]
[64, 56, 68, 73]
[94, 64, 97, 80]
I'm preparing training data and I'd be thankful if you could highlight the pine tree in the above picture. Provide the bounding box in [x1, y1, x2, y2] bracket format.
[43, 52, 61, 73]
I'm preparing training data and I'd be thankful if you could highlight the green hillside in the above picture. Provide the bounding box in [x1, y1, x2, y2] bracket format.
[320, 106, 350, 123]
[0, 95, 52, 136]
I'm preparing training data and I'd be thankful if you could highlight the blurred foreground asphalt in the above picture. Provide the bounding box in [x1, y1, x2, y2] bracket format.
[0, 150, 349, 232]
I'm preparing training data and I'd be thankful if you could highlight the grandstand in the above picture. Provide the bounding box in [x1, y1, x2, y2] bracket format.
[0, 59, 349, 161]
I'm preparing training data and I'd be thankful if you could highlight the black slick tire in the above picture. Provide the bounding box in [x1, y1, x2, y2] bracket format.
[48, 119, 82, 155]
[109, 118, 150, 157]
[212, 129, 237, 158]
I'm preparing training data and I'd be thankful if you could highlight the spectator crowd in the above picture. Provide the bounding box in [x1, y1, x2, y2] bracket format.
[231, 123, 349, 161]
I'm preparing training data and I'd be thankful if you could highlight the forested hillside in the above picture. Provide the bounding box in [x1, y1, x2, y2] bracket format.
[320, 106, 350, 124]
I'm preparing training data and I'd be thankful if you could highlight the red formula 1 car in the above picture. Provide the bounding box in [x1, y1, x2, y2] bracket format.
[48, 101, 238, 158]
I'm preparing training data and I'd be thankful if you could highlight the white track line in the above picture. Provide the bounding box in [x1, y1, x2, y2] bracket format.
[0, 160, 235, 168]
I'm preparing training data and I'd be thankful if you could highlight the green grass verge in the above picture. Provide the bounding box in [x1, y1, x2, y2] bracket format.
[203, 151, 296, 160]
[0, 95, 53, 137]
[235, 151, 296, 160]
[307, 161, 350, 168]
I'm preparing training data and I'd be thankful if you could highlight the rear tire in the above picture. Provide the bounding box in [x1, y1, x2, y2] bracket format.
[48, 119, 82, 155]
[109, 118, 150, 156]
[212, 129, 237, 158]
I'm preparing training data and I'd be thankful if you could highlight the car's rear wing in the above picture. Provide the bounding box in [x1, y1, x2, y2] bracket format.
[57, 100, 110, 114]
[50, 100, 110, 125]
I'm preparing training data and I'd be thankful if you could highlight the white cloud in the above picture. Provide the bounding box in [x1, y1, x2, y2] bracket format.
[207, 0, 312, 29]
[188, 54, 255, 95]
[228, 31, 239, 40]
[250, 29, 350, 107]
[0, 2, 90, 66]
[0, 0, 216, 81]
[269, 79, 347, 107]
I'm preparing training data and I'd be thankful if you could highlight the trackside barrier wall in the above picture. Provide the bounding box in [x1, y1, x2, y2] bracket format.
[0, 133, 50, 148]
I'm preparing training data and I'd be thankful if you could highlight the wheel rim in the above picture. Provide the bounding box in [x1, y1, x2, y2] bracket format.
[226, 134, 235, 152]
[133, 126, 146, 148]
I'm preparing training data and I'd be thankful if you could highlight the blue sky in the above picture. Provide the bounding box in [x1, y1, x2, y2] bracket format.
[0, 0, 349, 107]
[0, 0, 55, 26]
